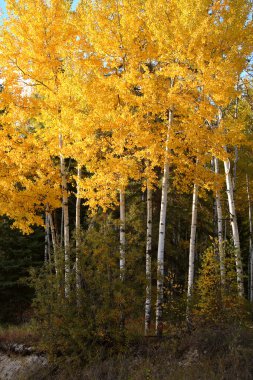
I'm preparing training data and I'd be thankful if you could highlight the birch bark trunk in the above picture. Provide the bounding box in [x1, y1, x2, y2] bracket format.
[246, 174, 253, 302]
[120, 188, 126, 280]
[119, 188, 126, 330]
[155, 105, 173, 337]
[214, 157, 225, 284]
[232, 98, 239, 190]
[145, 185, 152, 336]
[223, 156, 244, 296]
[48, 212, 58, 276]
[76, 165, 82, 298]
[186, 182, 198, 321]
[59, 134, 70, 297]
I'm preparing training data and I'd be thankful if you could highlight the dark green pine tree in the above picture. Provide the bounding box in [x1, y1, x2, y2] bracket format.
[0, 217, 44, 324]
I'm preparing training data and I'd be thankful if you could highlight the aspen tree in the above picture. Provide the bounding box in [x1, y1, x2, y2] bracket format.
[0, 0, 252, 337]
[246, 174, 253, 301]
[220, 98, 247, 297]
[76, 0, 154, 284]
[0, 116, 62, 233]
[48, 212, 59, 275]
[143, 0, 252, 333]
[76, 165, 82, 297]
[59, 134, 70, 296]
[156, 105, 173, 337]
[224, 152, 244, 296]
[186, 182, 199, 321]
[119, 188, 126, 280]
[0, 0, 78, 294]
[145, 185, 152, 336]
[214, 157, 225, 283]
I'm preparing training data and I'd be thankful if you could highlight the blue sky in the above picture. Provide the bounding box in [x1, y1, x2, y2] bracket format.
[0, 0, 6, 18]
[0, 0, 80, 19]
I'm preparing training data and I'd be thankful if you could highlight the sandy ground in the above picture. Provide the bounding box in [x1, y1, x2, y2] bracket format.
[0, 352, 47, 380]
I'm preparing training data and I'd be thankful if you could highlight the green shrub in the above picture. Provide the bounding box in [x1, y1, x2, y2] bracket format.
[28, 213, 146, 364]
[193, 240, 251, 325]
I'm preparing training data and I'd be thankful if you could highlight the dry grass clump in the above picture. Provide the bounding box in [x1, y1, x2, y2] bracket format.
[1, 322, 253, 379]
[0, 323, 38, 347]
[29, 324, 253, 380]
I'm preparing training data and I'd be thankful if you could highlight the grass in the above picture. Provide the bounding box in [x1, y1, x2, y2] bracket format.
[0, 323, 39, 347]
[27, 323, 253, 379]
[1, 322, 253, 379]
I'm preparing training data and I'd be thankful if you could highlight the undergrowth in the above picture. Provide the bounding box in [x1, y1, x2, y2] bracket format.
[22, 323, 253, 380]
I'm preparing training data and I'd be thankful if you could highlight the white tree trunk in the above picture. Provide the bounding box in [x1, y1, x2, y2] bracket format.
[120, 188, 126, 280]
[145, 185, 152, 336]
[246, 174, 253, 302]
[59, 134, 70, 297]
[224, 157, 244, 296]
[214, 157, 225, 284]
[232, 98, 239, 190]
[155, 106, 173, 337]
[48, 212, 58, 276]
[76, 165, 82, 298]
[186, 182, 198, 320]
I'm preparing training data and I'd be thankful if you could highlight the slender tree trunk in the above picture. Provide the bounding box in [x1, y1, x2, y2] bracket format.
[52, 210, 60, 246]
[48, 212, 58, 275]
[186, 182, 198, 321]
[60, 207, 64, 248]
[213, 197, 218, 236]
[76, 165, 82, 300]
[59, 134, 70, 297]
[145, 185, 152, 336]
[223, 96, 244, 296]
[233, 146, 239, 190]
[119, 188, 126, 280]
[246, 174, 253, 302]
[48, 213, 57, 252]
[223, 156, 244, 296]
[156, 105, 173, 337]
[214, 157, 225, 284]
[232, 97, 239, 190]
[119, 188, 126, 331]
[45, 212, 50, 263]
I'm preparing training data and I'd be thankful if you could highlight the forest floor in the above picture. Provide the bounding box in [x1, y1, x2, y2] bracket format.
[0, 323, 253, 379]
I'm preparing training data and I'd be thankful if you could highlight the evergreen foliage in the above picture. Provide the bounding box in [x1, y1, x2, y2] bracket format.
[29, 209, 146, 362]
[0, 217, 44, 323]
